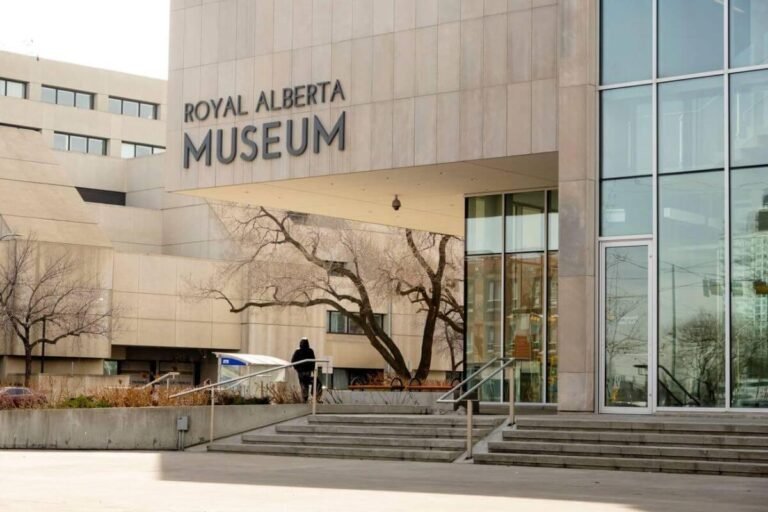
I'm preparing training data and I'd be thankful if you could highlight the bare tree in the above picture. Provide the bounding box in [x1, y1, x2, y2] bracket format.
[0, 237, 116, 386]
[383, 229, 464, 379]
[201, 206, 463, 380]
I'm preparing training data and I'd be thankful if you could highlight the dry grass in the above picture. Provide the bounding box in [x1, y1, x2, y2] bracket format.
[0, 383, 304, 410]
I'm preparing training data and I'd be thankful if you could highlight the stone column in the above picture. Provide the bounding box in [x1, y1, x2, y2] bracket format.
[557, 0, 597, 412]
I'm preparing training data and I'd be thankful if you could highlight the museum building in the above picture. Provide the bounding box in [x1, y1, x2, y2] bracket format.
[166, 0, 768, 413]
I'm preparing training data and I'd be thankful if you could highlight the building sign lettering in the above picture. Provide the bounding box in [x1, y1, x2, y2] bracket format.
[182, 80, 346, 169]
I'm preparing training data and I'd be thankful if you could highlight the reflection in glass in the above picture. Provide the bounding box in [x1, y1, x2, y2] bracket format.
[466, 255, 502, 401]
[75, 92, 91, 110]
[6, 81, 24, 99]
[140, 103, 156, 119]
[87, 138, 104, 156]
[659, 0, 723, 77]
[731, 70, 768, 168]
[604, 245, 649, 408]
[548, 190, 559, 251]
[505, 254, 544, 403]
[53, 133, 67, 151]
[123, 100, 139, 117]
[600, 0, 652, 84]
[731, 0, 768, 68]
[121, 143, 135, 159]
[467, 196, 503, 255]
[601, 86, 652, 179]
[658, 171, 725, 407]
[601, 177, 652, 236]
[659, 77, 724, 174]
[547, 252, 558, 403]
[505, 192, 545, 253]
[731, 168, 768, 408]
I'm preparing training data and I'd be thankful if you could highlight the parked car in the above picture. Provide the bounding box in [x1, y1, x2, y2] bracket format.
[0, 387, 47, 408]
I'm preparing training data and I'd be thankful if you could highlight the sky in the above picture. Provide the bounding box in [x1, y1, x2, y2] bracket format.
[0, 0, 170, 79]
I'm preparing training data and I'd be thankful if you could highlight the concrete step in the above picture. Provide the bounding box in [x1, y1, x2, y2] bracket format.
[242, 433, 466, 450]
[504, 428, 768, 449]
[276, 423, 491, 439]
[516, 417, 768, 436]
[473, 452, 768, 477]
[208, 442, 462, 462]
[307, 414, 504, 427]
[487, 440, 768, 463]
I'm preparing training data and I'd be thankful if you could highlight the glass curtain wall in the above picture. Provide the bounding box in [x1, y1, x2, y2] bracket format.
[466, 191, 559, 403]
[600, 0, 768, 408]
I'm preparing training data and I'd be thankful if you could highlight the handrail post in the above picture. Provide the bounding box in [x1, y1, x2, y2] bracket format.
[311, 361, 318, 416]
[466, 399, 473, 459]
[209, 387, 215, 443]
[508, 361, 515, 426]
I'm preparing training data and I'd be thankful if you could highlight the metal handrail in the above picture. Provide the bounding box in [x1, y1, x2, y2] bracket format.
[141, 372, 180, 389]
[436, 357, 516, 460]
[436, 357, 508, 403]
[171, 358, 329, 444]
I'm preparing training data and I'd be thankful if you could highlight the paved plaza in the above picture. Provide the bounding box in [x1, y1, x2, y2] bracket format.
[0, 451, 765, 512]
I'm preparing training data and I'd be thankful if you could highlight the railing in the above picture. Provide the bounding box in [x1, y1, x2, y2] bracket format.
[170, 358, 329, 444]
[140, 372, 180, 389]
[634, 364, 701, 407]
[436, 357, 516, 459]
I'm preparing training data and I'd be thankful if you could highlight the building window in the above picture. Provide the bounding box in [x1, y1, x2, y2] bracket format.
[0, 78, 27, 99]
[465, 191, 559, 404]
[599, 0, 768, 409]
[53, 132, 107, 155]
[109, 96, 158, 120]
[327, 311, 384, 335]
[41, 86, 94, 109]
[121, 142, 165, 158]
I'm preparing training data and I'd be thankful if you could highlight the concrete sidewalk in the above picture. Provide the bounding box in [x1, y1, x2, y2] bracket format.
[0, 450, 765, 511]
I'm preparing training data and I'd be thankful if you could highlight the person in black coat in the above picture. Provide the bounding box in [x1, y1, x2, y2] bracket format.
[291, 337, 316, 402]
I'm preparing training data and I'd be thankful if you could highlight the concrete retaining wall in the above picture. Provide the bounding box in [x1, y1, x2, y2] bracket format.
[0, 404, 309, 450]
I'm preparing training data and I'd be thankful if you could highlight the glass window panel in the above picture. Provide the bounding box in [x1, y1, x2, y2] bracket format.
[659, 0, 724, 77]
[504, 253, 544, 403]
[57, 89, 74, 107]
[505, 192, 545, 252]
[467, 195, 503, 255]
[601, 177, 653, 236]
[122, 100, 139, 117]
[0, 79, 5, 95]
[600, 0, 652, 84]
[731, 168, 768, 408]
[87, 138, 104, 155]
[466, 255, 502, 401]
[75, 92, 91, 109]
[53, 133, 68, 151]
[6, 81, 24, 98]
[659, 76, 724, 174]
[328, 312, 346, 333]
[135, 144, 153, 157]
[731, 0, 768, 68]
[139, 103, 156, 119]
[41, 86, 56, 104]
[152, 147, 165, 154]
[546, 252, 558, 403]
[68, 135, 87, 153]
[604, 245, 649, 408]
[731, 69, 768, 168]
[548, 190, 559, 251]
[601, 86, 652, 179]
[121, 143, 135, 159]
[658, 171, 725, 407]
[108, 98, 122, 114]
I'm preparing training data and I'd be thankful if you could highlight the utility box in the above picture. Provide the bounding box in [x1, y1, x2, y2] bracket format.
[176, 415, 190, 432]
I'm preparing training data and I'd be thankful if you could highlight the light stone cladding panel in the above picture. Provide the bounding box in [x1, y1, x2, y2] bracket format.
[165, 0, 560, 192]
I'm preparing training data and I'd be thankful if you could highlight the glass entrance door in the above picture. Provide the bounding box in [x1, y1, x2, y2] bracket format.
[600, 241, 653, 413]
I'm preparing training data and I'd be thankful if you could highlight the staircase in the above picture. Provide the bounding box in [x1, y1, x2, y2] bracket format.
[474, 414, 768, 477]
[208, 412, 506, 462]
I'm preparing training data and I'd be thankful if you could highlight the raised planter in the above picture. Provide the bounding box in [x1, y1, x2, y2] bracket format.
[0, 404, 309, 450]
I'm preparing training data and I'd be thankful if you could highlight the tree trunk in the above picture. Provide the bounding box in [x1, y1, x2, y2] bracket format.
[23, 344, 33, 387]
[414, 310, 438, 380]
